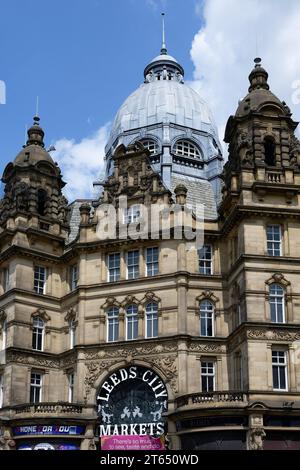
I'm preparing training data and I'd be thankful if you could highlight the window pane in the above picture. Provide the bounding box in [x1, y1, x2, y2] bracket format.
[108, 254, 120, 282]
[34, 266, 46, 294]
[198, 245, 212, 275]
[146, 247, 159, 276]
[127, 250, 139, 279]
[146, 302, 158, 338]
[267, 225, 281, 256]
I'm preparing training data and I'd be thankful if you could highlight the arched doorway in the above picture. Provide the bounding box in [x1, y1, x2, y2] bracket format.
[96, 365, 168, 450]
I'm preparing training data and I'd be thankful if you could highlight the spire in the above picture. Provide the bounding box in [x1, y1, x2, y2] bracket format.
[161, 12, 167, 55]
[26, 115, 45, 148]
[248, 57, 269, 92]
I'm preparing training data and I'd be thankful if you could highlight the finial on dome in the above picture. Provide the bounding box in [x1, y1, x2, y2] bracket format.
[248, 57, 269, 92]
[26, 115, 45, 148]
[161, 12, 167, 55]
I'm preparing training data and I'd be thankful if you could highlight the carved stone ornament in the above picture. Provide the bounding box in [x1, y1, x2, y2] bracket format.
[196, 291, 219, 305]
[64, 307, 77, 323]
[247, 328, 300, 342]
[31, 308, 51, 322]
[248, 427, 266, 450]
[141, 291, 161, 305]
[101, 297, 121, 310]
[265, 273, 290, 287]
[0, 429, 16, 451]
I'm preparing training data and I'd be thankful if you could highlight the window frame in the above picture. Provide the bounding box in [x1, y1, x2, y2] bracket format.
[32, 317, 45, 351]
[272, 350, 288, 391]
[127, 250, 140, 280]
[140, 139, 159, 155]
[145, 247, 159, 277]
[1, 320, 7, 351]
[107, 253, 121, 282]
[126, 304, 138, 341]
[201, 361, 215, 392]
[267, 225, 282, 256]
[34, 266, 47, 295]
[107, 307, 119, 343]
[124, 205, 141, 224]
[198, 244, 213, 275]
[68, 372, 74, 403]
[145, 302, 158, 339]
[70, 265, 79, 291]
[69, 319, 76, 349]
[174, 140, 201, 159]
[30, 372, 42, 403]
[269, 283, 285, 323]
[199, 300, 214, 337]
[0, 374, 3, 408]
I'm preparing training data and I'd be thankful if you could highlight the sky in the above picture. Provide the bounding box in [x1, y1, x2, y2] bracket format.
[1, 0, 300, 201]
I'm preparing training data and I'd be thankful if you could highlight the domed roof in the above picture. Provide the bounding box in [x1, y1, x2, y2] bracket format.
[235, 58, 290, 118]
[109, 80, 219, 141]
[14, 144, 55, 166]
[13, 116, 55, 167]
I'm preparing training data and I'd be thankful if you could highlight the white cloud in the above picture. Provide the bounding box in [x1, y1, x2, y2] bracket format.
[53, 124, 110, 202]
[189, 0, 300, 150]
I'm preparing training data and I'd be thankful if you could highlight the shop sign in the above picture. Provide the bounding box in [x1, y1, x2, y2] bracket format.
[13, 425, 85, 436]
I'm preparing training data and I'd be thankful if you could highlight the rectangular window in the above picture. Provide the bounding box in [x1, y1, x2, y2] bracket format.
[235, 352, 243, 390]
[68, 373, 74, 403]
[30, 373, 42, 403]
[107, 308, 119, 343]
[126, 306, 138, 341]
[201, 361, 215, 392]
[0, 375, 3, 408]
[69, 320, 76, 349]
[34, 266, 47, 295]
[70, 265, 78, 291]
[198, 245, 213, 275]
[146, 247, 159, 276]
[108, 253, 120, 282]
[267, 225, 281, 256]
[32, 320, 44, 351]
[146, 304, 158, 339]
[127, 250, 139, 279]
[1, 320, 7, 351]
[124, 205, 140, 224]
[272, 351, 287, 391]
[3, 268, 9, 292]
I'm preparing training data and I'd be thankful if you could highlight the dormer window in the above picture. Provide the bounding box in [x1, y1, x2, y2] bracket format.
[37, 189, 47, 216]
[264, 136, 276, 166]
[174, 140, 201, 159]
[140, 139, 159, 155]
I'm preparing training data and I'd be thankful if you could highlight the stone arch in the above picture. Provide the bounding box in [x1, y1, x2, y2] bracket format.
[90, 358, 176, 404]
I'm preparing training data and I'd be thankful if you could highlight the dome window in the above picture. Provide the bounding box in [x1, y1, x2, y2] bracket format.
[140, 139, 159, 155]
[174, 140, 201, 159]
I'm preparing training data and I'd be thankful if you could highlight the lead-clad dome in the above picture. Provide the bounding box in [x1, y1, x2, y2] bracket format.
[110, 80, 219, 142]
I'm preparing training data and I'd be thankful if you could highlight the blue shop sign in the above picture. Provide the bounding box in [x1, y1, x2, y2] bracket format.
[13, 425, 85, 436]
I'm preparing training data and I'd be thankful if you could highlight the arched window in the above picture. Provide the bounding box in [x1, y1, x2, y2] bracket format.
[264, 137, 276, 166]
[174, 140, 201, 159]
[145, 302, 158, 338]
[200, 300, 214, 337]
[140, 139, 159, 155]
[270, 284, 285, 323]
[37, 189, 47, 216]
[32, 317, 44, 351]
[107, 307, 119, 342]
[126, 305, 138, 340]
[69, 319, 76, 348]
[1, 320, 7, 351]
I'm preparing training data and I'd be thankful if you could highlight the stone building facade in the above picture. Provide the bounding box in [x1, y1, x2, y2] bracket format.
[1, 43, 300, 450]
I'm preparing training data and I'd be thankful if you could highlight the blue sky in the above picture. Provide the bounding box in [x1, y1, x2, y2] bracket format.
[1, 0, 300, 201]
[0, 0, 201, 166]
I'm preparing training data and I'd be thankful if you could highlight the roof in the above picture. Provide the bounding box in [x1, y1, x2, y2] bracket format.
[171, 174, 217, 220]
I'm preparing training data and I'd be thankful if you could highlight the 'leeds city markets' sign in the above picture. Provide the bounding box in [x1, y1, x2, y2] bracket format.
[97, 366, 168, 440]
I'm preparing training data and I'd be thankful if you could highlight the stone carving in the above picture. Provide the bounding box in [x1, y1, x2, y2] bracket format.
[84, 342, 177, 360]
[84, 360, 112, 399]
[289, 135, 300, 167]
[148, 356, 178, 393]
[57, 195, 69, 222]
[247, 328, 300, 342]
[0, 429, 16, 451]
[196, 291, 219, 305]
[189, 342, 225, 353]
[265, 272, 290, 287]
[248, 427, 266, 450]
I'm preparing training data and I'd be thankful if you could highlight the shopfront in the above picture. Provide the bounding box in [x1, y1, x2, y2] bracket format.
[97, 365, 168, 450]
[13, 424, 85, 450]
